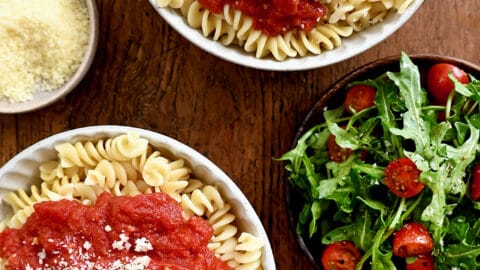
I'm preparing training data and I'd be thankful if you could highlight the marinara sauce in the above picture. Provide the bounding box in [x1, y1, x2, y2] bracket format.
[197, 0, 326, 36]
[0, 192, 232, 270]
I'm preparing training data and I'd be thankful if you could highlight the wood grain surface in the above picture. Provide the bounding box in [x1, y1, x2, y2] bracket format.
[0, 1, 478, 269]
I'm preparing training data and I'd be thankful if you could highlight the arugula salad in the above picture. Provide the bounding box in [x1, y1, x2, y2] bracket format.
[280, 53, 480, 269]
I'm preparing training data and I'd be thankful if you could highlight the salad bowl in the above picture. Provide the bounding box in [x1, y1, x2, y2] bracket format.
[283, 53, 480, 269]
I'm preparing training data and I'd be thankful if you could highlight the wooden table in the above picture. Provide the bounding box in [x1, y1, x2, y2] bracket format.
[0, 1, 478, 269]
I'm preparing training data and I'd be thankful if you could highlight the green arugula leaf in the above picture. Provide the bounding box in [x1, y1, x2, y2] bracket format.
[440, 243, 480, 269]
[321, 224, 356, 245]
[387, 52, 430, 156]
[375, 77, 402, 158]
[352, 208, 376, 251]
[445, 120, 479, 195]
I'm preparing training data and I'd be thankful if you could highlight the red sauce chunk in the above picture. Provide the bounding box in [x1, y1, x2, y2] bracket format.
[197, 0, 326, 36]
[0, 192, 232, 270]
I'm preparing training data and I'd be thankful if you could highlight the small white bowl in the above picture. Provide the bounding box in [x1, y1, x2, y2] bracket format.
[0, 125, 276, 269]
[150, 0, 423, 71]
[0, 0, 99, 114]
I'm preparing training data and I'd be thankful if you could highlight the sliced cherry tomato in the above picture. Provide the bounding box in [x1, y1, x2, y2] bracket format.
[393, 222, 433, 258]
[406, 254, 435, 270]
[427, 63, 470, 105]
[321, 241, 362, 270]
[470, 163, 480, 201]
[344, 85, 376, 114]
[327, 134, 352, 162]
[384, 157, 423, 198]
[327, 127, 367, 162]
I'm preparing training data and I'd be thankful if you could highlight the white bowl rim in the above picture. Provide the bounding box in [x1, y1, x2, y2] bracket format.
[0, 0, 100, 114]
[149, 0, 424, 71]
[0, 125, 276, 269]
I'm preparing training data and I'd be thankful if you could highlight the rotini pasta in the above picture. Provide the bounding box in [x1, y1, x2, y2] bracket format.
[180, 184, 224, 217]
[0, 220, 6, 232]
[154, 0, 415, 61]
[0, 132, 265, 270]
[234, 233, 264, 270]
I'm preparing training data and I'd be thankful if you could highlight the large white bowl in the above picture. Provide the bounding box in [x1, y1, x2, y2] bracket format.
[0, 125, 276, 269]
[0, 0, 99, 114]
[150, 0, 423, 71]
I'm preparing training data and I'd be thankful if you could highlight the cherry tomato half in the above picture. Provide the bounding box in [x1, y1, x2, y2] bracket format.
[327, 134, 353, 162]
[406, 254, 435, 270]
[393, 222, 434, 258]
[470, 163, 480, 201]
[321, 241, 362, 270]
[427, 63, 470, 105]
[344, 85, 376, 114]
[384, 157, 424, 198]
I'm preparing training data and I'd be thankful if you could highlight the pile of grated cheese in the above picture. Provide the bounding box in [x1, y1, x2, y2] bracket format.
[0, 0, 90, 103]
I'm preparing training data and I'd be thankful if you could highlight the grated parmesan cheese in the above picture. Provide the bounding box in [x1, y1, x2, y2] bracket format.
[0, 0, 90, 103]
[134, 237, 153, 253]
[112, 233, 132, 251]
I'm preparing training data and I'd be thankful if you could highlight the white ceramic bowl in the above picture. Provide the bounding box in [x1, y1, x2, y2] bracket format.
[0, 0, 99, 114]
[0, 125, 276, 269]
[150, 0, 423, 71]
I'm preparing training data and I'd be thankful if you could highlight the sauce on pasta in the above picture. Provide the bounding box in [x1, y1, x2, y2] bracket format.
[0, 192, 232, 270]
[197, 0, 326, 36]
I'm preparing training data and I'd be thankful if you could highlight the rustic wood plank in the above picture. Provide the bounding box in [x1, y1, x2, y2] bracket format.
[0, 0, 479, 269]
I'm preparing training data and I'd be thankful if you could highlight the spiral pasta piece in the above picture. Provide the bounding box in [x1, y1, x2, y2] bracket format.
[85, 159, 131, 188]
[167, 159, 192, 181]
[205, 204, 242, 265]
[2, 182, 73, 228]
[156, 0, 185, 8]
[2, 183, 71, 213]
[72, 182, 106, 204]
[211, 238, 239, 264]
[0, 220, 6, 232]
[54, 165, 85, 184]
[131, 149, 151, 172]
[55, 142, 86, 168]
[394, 0, 414, 13]
[39, 161, 60, 182]
[181, 185, 224, 217]
[112, 180, 152, 197]
[3, 189, 35, 212]
[158, 178, 189, 202]
[50, 179, 76, 196]
[7, 205, 35, 229]
[234, 233, 264, 268]
[141, 153, 171, 186]
[110, 131, 149, 160]
[376, 0, 394, 9]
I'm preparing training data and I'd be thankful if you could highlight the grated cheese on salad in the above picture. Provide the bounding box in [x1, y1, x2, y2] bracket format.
[0, 0, 90, 103]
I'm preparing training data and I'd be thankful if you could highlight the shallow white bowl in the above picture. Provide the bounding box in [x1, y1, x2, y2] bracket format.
[0, 0, 99, 114]
[149, 0, 423, 71]
[0, 125, 276, 269]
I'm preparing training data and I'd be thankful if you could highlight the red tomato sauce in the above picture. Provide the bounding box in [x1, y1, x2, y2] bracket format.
[0, 192, 232, 270]
[197, 0, 326, 36]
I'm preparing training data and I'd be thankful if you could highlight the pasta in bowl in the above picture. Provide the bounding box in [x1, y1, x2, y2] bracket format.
[0, 126, 275, 270]
[150, 0, 423, 70]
